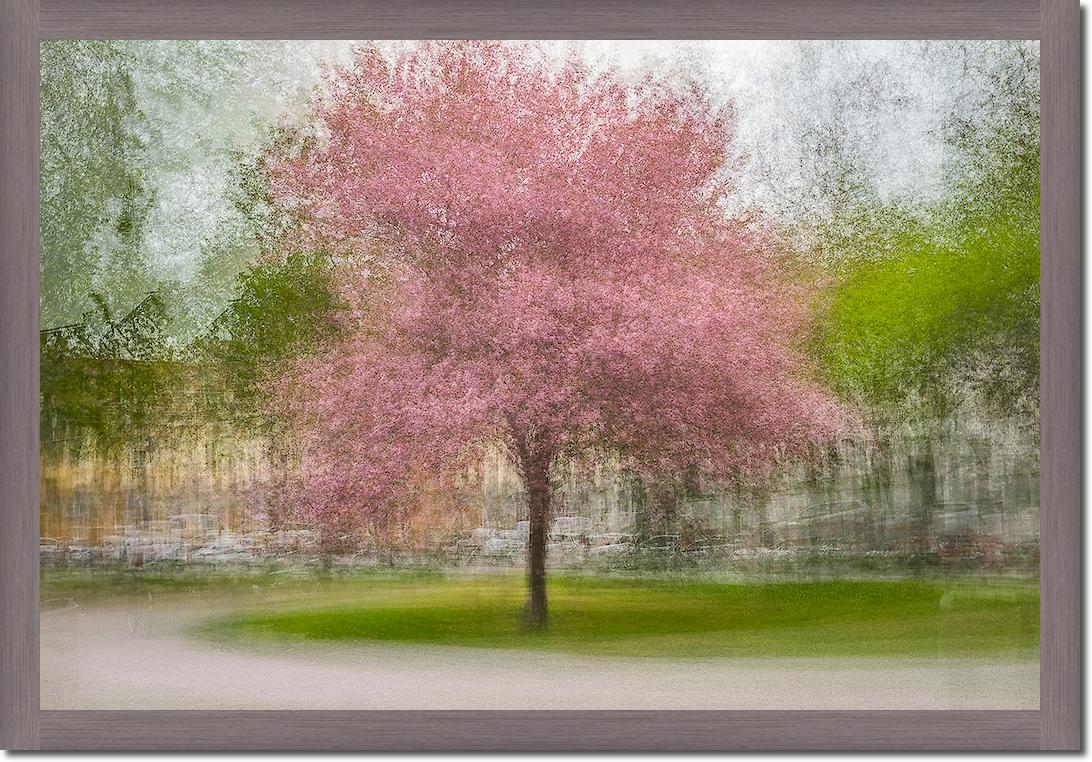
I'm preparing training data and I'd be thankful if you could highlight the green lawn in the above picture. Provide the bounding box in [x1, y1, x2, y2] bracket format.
[199, 575, 1039, 659]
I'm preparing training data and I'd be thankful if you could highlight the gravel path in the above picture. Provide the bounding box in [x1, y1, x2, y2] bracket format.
[41, 597, 1038, 710]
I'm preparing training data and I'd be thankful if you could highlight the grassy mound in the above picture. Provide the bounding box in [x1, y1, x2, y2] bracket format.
[200, 576, 1039, 659]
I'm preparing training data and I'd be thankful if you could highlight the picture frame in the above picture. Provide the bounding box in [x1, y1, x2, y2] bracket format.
[0, 0, 1080, 751]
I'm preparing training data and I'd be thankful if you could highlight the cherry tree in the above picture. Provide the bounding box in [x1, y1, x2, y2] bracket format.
[269, 42, 849, 629]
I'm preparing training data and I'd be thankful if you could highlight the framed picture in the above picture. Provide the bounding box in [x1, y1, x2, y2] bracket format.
[0, 0, 1080, 751]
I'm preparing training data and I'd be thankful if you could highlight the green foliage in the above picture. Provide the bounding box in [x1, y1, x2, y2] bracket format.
[817, 212, 1039, 417]
[40, 49, 341, 440]
[187, 123, 341, 428]
[814, 41, 1039, 422]
[196, 253, 341, 426]
[40, 292, 182, 451]
[40, 41, 156, 329]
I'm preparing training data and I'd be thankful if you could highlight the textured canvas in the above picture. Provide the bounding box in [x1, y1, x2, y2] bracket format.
[39, 40, 1040, 710]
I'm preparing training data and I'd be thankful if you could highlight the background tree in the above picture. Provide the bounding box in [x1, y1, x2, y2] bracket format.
[195, 139, 342, 430]
[197, 254, 341, 427]
[41, 41, 156, 330]
[40, 292, 177, 453]
[812, 41, 1039, 552]
[268, 42, 849, 628]
[816, 40, 1039, 421]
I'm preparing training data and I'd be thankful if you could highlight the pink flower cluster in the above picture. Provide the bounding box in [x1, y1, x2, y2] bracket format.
[269, 41, 851, 528]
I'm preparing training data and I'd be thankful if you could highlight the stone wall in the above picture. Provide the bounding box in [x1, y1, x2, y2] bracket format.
[40, 412, 1039, 551]
[477, 414, 1040, 546]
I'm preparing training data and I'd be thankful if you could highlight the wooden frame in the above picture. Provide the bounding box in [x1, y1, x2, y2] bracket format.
[0, 0, 1080, 750]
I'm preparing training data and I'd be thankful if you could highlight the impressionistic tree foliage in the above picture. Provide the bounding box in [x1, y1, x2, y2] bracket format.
[268, 42, 850, 627]
[817, 40, 1040, 424]
[40, 41, 156, 330]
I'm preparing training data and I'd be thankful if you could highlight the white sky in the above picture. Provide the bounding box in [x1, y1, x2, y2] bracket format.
[78, 40, 1039, 300]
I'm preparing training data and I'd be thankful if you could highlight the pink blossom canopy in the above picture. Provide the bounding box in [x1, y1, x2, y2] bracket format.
[269, 41, 850, 528]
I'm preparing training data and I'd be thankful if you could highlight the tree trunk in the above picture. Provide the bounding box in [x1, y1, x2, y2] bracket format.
[523, 454, 551, 631]
[911, 437, 938, 560]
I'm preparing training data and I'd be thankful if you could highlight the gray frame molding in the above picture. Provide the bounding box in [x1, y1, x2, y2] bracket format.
[37, 711, 1042, 751]
[1040, 0, 1082, 749]
[1, 0, 1081, 751]
[37, 0, 1042, 39]
[0, 0, 41, 752]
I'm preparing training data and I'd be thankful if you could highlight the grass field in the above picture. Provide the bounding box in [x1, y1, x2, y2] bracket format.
[195, 575, 1039, 659]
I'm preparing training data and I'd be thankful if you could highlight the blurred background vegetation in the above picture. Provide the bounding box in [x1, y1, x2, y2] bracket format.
[38, 40, 1039, 573]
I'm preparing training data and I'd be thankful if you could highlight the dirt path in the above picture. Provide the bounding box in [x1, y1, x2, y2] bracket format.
[41, 597, 1038, 710]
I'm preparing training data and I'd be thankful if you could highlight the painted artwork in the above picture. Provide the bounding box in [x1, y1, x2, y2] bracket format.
[40, 40, 1040, 709]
